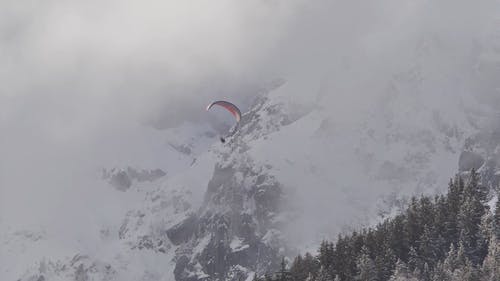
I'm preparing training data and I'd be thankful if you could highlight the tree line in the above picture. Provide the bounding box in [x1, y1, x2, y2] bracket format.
[256, 169, 500, 281]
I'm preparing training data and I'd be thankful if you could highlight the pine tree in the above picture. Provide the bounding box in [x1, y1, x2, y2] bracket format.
[406, 198, 422, 250]
[319, 241, 331, 266]
[464, 169, 488, 203]
[303, 252, 320, 279]
[464, 260, 480, 281]
[432, 195, 450, 261]
[446, 177, 463, 245]
[327, 242, 337, 278]
[387, 215, 409, 262]
[388, 259, 419, 281]
[374, 243, 396, 281]
[291, 253, 320, 281]
[431, 261, 451, 281]
[477, 213, 493, 264]
[418, 196, 435, 227]
[480, 235, 500, 281]
[335, 236, 352, 280]
[277, 257, 291, 281]
[446, 242, 479, 281]
[290, 255, 304, 281]
[355, 246, 378, 281]
[316, 266, 334, 281]
[494, 198, 500, 239]
[443, 244, 457, 273]
[418, 227, 438, 269]
[457, 170, 488, 265]
[420, 263, 431, 281]
[407, 247, 421, 272]
[305, 272, 315, 281]
[455, 241, 468, 269]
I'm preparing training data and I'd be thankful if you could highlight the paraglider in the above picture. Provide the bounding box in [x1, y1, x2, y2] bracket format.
[206, 100, 241, 143]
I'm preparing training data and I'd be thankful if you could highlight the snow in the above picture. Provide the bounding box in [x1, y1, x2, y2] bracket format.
[4, 82, 497, 279]
[246, 272, 256, 281]
[0, 118, 218, 281]
[230, 237, 250, 253]
[190, 263, 209, 279]
[193, 235, 211, 258]
[5, 10, 500, 279]
[488, 196, 498, 213]
[230, 77, 492, 249]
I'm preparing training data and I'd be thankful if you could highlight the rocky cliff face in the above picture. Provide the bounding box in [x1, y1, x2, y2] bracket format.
[171, 162, 285, 281]
[170, 94, 306, 281]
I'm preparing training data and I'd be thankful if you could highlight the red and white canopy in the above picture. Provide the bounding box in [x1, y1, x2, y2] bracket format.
[206, 101, 241, 122]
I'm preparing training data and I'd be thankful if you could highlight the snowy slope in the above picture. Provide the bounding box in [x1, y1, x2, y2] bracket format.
[5, 19, 500, 281]
[1, 121, 219, 281]
[2, 90, 494, 281]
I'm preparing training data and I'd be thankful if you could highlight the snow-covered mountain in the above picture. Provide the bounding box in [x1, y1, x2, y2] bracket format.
[5, 17, 500, 281]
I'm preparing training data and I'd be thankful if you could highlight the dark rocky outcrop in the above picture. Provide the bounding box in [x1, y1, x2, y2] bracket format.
[459, 150, 485, 172]
[169, 95, 305, 281]
[103, 167, 166, 191]
[109, 170, 132, 191]
[167, 214, 199, 246]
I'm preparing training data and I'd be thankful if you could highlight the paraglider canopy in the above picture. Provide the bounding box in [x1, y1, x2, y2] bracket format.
[206, 100, 241, 143]
[206, 101, 241, 122]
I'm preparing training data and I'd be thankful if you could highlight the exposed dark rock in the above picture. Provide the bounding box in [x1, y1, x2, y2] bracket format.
[173, 160, 286, 281]
[170, 95, 303, 281]
[103, 167, 166, 191]
[127, 167, 166, 182]
[74, 264, 88, 281]
[170, 143, 193, 156]
[174, 256, 196, 281]
[167, 214, 199, 245]
[458, 150, 484, 171]
[109, 171, 132, 191]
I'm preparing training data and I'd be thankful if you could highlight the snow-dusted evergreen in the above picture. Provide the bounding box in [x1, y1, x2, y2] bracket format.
[259, 170, 500, 281]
